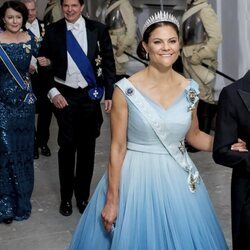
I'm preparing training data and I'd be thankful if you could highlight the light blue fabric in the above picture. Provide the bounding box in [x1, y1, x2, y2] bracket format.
[69, 78, 228, 250]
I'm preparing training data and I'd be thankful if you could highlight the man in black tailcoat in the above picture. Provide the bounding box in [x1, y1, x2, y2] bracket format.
[213, 70, 250, 250]
[38, 0, 116, 217]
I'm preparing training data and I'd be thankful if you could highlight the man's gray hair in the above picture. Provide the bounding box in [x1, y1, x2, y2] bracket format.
[21, 0, 37, 6]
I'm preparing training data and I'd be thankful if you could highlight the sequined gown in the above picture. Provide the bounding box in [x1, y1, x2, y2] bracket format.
[0, 38, 38, 222]
[69, 78, 228, 250]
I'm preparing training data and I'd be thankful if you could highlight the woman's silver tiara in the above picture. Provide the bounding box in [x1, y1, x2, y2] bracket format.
[142, 11, 180, 34]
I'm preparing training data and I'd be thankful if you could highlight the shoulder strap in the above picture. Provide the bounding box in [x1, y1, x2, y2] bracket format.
[117, 79, 200, 192]
[0, 44, 36, 104]
[182, 2, 208, 23]
[106, 0, 126, 16]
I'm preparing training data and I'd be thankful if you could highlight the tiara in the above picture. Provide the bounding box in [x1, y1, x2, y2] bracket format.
[142, 11, 180, 34]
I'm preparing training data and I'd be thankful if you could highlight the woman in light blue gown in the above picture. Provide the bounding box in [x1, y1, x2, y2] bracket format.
[69, 11, 244, 250]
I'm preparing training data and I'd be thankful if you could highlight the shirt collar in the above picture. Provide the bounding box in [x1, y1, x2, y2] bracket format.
[66, 16, 85, 31]
[26, 18, 38, 29]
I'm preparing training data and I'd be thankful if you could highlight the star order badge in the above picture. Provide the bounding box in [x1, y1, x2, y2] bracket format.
[187, 171, 199, 193]
[186, 88, 198, 112]
[88, 87, 104, 101]
[95, 55, 102, 66]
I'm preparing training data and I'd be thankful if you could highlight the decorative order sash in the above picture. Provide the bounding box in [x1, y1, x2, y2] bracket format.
[66, 30, 104, 100]
[118, 79, 200, 193]
[0, 44, 36, 104]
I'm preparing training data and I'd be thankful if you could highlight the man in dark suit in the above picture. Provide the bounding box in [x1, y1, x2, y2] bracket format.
[38, 0, 116, 216]
[213, 70, 250, 250]
[22, 0, 53, 159]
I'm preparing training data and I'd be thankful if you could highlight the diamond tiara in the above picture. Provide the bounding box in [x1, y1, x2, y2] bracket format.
[142, 11, 180, 35]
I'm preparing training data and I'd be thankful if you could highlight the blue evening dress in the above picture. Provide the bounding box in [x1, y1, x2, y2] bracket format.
[69, 78, 228, 250]
[0, 37, 38, 222]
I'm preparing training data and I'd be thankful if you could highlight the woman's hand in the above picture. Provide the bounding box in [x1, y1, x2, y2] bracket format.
[101, 202, 118, 233]
[231, 138, 248, 152]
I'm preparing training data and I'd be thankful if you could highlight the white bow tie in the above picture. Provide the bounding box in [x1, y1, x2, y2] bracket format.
[31, 22, 37, 28]
[68, 23, 80, 31]
[27, 22, 37, 30]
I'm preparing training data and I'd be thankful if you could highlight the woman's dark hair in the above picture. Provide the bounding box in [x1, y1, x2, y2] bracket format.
[60, 0, 84, 5]
[0, 1, 28, 31]
[137, 21, 179, 61]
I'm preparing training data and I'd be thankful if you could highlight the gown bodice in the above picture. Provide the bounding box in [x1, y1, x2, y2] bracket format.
[69, 78, 229, 250]
[117, 78, 199, 152]
[0, 37, 38, 107]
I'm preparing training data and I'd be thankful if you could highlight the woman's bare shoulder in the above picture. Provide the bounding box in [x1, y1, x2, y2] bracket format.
[128, 70, 146, 87]
[174, 71, 190, 87]
[0, 32, 6, 42]
[0, 31, 30, 44]
[20, 31, 31, 42]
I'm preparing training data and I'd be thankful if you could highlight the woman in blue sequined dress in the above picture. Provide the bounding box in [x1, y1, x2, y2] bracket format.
[0, 1, 39, 224]
[69, 11, 246, 250]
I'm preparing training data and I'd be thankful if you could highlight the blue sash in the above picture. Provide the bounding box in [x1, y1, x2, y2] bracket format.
[117, 79, 200, 193]
[66, 30, 104, 100]
[0, 44, 36, 104]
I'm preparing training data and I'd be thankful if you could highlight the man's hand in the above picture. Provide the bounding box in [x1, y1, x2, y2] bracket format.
[104, 100, 112, 113]
[52, 94, 68, 109]
[37, 57, 51, 67]
[231, 138, 248, 152]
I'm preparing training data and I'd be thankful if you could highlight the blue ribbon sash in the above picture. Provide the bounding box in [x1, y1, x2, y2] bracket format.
[66, 30, 104, 100]
[117, 79, 200, 193]
[0, 44, 36, 104]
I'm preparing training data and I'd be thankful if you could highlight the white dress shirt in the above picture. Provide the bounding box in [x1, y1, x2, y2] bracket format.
[26, 19, 40, 70]
[26, 18, 40, 38]
[49, 16, 89, 100]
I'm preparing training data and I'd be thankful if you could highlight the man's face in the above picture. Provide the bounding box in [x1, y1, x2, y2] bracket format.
[25, 1, 37, 23]
[62, 0, 84, 23]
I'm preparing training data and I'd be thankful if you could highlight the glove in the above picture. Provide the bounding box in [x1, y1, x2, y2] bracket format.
[115, 42, 126, 57]
[189, 52, 201, 65]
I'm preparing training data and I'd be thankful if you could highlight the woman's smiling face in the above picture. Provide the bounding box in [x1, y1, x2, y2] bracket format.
[143, 24, 180, 69]
[3, 7, 23, 33]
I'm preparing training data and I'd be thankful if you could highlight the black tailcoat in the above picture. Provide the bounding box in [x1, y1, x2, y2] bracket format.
[39, 16, 115, 100]
[213, 70, 250, 250]
[38, 16, 116, 203]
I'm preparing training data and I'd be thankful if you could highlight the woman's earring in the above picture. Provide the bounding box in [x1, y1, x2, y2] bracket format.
[145, 52, 149, 60]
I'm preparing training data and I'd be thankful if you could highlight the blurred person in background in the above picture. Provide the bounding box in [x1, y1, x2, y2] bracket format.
[181, 0, 222, 152]
[96, 0, 137, 81]
[43, 0, 63, 25]
[22, 0, 53, 159]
